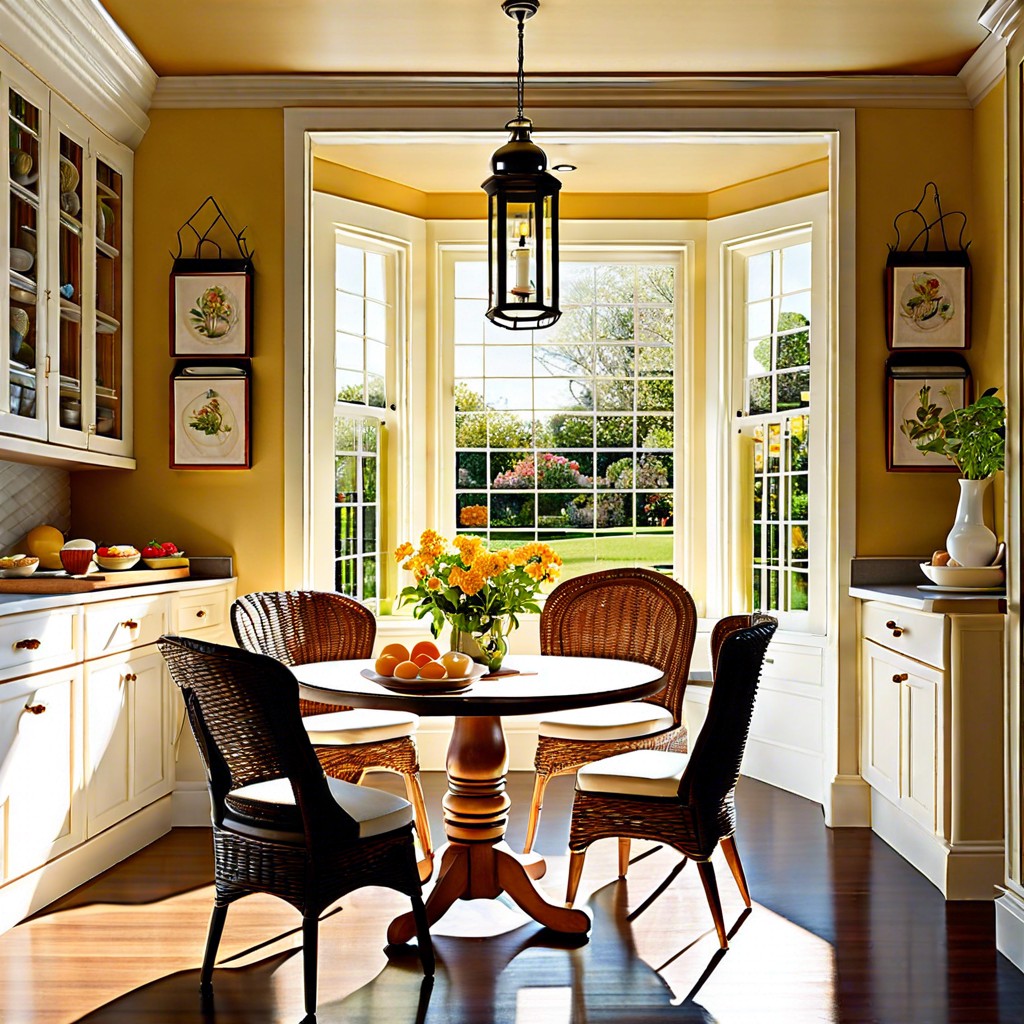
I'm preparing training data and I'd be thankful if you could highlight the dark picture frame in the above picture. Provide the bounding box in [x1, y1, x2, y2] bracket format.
[885, 353, 971, 473]
[885, 250, 971, 351]
[170, 258, 253, 357]
[170, 362, 251, 470]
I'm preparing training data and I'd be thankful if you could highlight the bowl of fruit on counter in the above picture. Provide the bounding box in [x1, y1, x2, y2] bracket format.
[95, 545, 141, 571]
[141, 540, 188, 569]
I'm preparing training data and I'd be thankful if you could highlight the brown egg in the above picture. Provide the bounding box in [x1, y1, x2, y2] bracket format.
[393, 659, 420, 680]
[440, 651, 474, 679]
[411, 640, 441, 662]
[418, 660, 448, 680]
[412, 652, 434, 668]
[380, 642, 410, 662]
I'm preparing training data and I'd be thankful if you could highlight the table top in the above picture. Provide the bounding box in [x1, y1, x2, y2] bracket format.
[293, 654, 666, 717]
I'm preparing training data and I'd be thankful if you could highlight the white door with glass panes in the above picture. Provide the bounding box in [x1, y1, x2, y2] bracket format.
[706, 194, 829, 803]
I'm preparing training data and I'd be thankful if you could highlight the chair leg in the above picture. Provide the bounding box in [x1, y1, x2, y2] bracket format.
[618, 838, 631, 878]
[302, 913, 319, 1017]
[696, 860, 728, 949]
[522, 773, 551, 854]
[720, 835, 751, 908]
[403, 770, 433, 860]
[410, 894, 435, 977]
[200, 904, 228, 992]
[565, 849, 587, 907]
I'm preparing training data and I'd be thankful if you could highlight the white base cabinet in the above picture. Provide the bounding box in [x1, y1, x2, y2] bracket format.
[0, 578, 235, 934]
[859, 599, 1004, 899]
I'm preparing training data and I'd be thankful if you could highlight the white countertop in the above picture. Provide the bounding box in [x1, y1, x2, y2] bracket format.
[849, 583, 1006, 613]
[0, 576, 236, 615]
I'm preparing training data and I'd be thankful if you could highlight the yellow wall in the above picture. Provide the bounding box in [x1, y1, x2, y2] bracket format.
[854, 103, 1004, 554]
[70, 109, 286, 596]
[70, 100, 1004, 594]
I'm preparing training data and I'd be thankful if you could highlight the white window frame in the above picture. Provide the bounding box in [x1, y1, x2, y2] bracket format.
[706, 194, 829, 634]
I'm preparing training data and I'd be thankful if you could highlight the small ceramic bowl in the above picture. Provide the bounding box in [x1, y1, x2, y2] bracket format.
[919, 562, 1006, 588]
[95, 552, 140, 571]
[10, 247, 33, 273]
[59, 546, 95, 575]
[0, 555, 39, 577]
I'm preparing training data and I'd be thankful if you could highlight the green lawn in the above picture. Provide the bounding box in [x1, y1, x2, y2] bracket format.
[548, 531, 674, 580]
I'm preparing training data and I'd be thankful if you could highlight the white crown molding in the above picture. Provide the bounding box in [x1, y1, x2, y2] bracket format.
[980, 0, 1024, 40]
[152, 73, 971, 111]
[960, 30, 1007, 106]
[0, 0, 155, 147]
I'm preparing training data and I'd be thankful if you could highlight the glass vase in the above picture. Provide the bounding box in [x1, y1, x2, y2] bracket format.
[451, 618, 509, 673]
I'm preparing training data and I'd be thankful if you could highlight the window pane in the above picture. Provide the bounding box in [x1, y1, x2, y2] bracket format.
[366, 339, 386, 379]
[747, 252, 772, 301]
[335, 291, 362, 335]
[782, 242, 811, 293]
[455, 260, 488, 297]
[365, 301, 386, 342]
[336, 244, 363, 292]
[365, 252, 386, 301]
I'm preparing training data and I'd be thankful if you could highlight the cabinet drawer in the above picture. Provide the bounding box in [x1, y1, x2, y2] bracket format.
[173, 591, 227, 637]
[0, 608, 80, 679]
[861, 602, 947, 670]
[83, 596, 167, 659]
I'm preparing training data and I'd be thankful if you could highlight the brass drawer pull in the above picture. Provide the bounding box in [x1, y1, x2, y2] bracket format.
[23, 703, 46, 715]
[123, 672, 137, 682]
[121, 620, 139, 630]
[884, 620, 904, 638]
[892, 673, 909, 683]
[14, 638, 41, 650]
[195, 609, 207, 619]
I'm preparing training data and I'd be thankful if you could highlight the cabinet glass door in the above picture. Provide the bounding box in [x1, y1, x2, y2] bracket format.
[94, 159, 122, 441]
[6, 84, 46, 436]
[56, 129, 85, 439]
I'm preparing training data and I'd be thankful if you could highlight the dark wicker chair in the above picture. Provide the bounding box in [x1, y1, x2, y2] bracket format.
[564, 617, 777, 949]
[230, 591, 432, 875]
[157, 635, 434, 1018]
[522, 568, 698, 855]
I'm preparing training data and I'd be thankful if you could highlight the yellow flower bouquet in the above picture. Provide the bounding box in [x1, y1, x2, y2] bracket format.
[395, 531, 562, 669]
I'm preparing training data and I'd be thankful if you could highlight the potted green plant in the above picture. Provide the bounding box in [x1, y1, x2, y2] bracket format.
[900, 385, 1006, 566]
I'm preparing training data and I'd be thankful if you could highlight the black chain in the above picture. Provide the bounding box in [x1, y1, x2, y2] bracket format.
[516, 12, 526, 120]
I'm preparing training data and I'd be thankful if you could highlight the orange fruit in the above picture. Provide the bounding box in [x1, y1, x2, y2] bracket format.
[374, 654, 399, 677]
[440, 650, 474, 679]
[412, 652, 434, 668]
[393, 660, 420, 680]
[411, 640, 441, 662]
[379, 643, 410, 663]
[418, 660, 448, 680]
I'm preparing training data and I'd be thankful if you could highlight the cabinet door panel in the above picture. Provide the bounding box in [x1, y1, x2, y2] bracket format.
[903, 671, 939, 832]
[862, 640, 901, 803]
[0, 668, 81, 880]
[131, 654, 170, 805]
[84, 659, 130, 835]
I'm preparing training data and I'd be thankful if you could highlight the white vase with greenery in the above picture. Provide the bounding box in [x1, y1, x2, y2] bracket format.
[900, 386, 1006, 567]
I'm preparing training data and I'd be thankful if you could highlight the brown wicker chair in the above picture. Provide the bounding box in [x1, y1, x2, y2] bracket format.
[230, 591, 433, 876]
[157, 635, 434, 1019]
[564, 617, 777, 949]
[522, 568, 698, 855]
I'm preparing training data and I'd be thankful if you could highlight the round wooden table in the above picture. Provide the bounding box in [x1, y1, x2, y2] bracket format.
[292, 654, 665, 942]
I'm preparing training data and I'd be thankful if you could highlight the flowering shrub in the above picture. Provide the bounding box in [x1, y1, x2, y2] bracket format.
[459, 504, 488, 527]
[493, 453, 589, 490]
[395, 530, 562, 638]
[642, 493, 673, 526]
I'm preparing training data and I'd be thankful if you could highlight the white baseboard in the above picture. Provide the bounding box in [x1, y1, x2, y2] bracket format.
[825, 773, 872, 827]
[172, 783, 212, 827]
[996, 888, 1024, 972]
[870, 790, 1003, 899]
[0, 798, 171, 936]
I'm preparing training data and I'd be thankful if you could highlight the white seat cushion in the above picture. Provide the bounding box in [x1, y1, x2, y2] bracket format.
[302, 708, 418, 745]
[225, 775, 412, 840]
[576, 749, 689, 798]
[538, 700, 674, 741]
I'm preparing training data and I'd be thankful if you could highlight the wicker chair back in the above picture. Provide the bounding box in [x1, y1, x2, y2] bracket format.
[539, 568, 697, 720]
[230, 590, 376, 666]
[679, 618, 777, 849]
[158, 634, 357, 842]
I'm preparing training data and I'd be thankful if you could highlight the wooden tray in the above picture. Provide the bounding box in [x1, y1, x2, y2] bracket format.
[0, 566, 190, 593]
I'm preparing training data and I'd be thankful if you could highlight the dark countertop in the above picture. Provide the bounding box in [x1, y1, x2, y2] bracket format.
[849, 557, 1006, 613]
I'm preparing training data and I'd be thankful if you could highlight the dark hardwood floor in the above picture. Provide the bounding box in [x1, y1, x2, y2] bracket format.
[3, 774, 1023, 1023]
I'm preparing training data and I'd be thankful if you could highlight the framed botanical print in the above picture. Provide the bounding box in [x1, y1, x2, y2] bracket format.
[885, 353, 971, 472]
[170, 362, 251, 469]
[885, 251, 971, 350]
[170, 258, 253, 357]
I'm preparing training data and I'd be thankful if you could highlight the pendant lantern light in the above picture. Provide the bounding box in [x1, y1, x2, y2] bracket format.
[482, 0, 562, 330]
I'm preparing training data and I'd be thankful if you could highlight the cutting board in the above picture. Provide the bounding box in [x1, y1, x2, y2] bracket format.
[0, 566, 189, 594]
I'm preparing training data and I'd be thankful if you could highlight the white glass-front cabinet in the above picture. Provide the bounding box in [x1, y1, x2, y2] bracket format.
[1, 52, 133, 465]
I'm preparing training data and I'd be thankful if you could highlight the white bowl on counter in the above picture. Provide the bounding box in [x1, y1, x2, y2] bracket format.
[919, 562, 1005, 588]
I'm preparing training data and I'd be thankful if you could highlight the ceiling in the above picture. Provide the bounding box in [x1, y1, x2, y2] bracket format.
[95, 1, 987, 195]
[98, 0, 988, 79]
